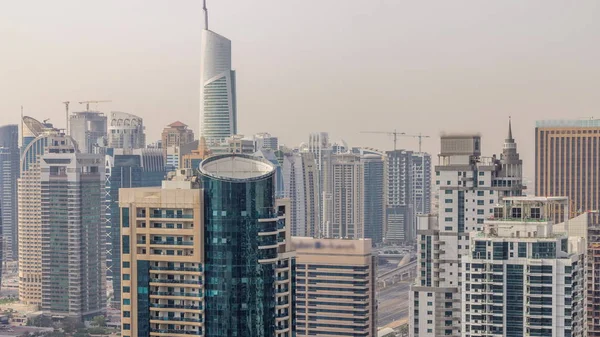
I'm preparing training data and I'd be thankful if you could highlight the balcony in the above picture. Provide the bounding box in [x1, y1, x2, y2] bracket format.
[150, 303, 202, 310]
[150, 317, 203, 323]
[150, 279, 202, 285]
[150, 266, 203, 272]
[150, 240, 194, 246]
[152, 292, 203, 298]
[150, 328, 202, 336]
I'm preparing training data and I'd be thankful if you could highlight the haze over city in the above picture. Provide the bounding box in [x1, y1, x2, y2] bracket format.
[3, 0, 600, 180]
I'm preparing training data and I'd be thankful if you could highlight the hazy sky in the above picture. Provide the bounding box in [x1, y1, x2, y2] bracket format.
[2, 0, 600, 180]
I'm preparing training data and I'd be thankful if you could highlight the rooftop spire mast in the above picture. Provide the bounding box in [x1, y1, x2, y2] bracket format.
[203, 0, 209, 30]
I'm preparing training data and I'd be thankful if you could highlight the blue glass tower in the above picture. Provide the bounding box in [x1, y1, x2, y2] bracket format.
[199, 154, 278, 337]
[0, 124, 19, 263]
[106, 149, 165, 309]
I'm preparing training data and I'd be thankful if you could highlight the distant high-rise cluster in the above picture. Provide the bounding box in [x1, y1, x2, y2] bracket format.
[11, 1, 600, 336]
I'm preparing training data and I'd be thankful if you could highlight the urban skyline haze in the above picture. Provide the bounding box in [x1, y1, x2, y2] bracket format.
[2, 0, 600, 180]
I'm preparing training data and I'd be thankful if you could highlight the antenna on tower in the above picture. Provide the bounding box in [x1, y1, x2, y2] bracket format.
[203, 0, 209, 30]
[20, 105, 23, 148]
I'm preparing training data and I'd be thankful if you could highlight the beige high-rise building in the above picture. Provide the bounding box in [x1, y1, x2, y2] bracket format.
[293, 237, 376, 337]
[161, 121, 195, 162]
[18, 124, 68, 305]
[322, 153, 364, 239]
[535, 120, 600, 218]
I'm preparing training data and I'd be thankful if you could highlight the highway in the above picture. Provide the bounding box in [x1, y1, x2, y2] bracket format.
[377, 281, 411, 327]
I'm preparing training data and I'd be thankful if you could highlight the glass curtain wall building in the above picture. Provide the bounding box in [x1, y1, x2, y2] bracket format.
[105, 148, 165, 309]
[120, 155, 295, 337]
[0, 124, 20, 262]
[200, 155, 280, 336]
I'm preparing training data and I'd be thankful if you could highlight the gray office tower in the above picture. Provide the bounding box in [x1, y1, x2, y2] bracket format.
[40, 138, 106, 319]
[0, 124, 19, 262]
[69, 111, 108, 154]
[105, 148, 165, 309]
[386, 150, 431, 243]
[362, 154, 385, 245]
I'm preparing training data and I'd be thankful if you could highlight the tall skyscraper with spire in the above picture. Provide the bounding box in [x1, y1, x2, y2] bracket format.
[495, 117, 524, 197]
[200, 0, 237, 145]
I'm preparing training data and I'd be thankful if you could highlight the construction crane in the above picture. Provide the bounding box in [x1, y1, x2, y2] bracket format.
[78, 100, 112, 111]
[360, 130, 405, 151]
[398, 133, 431, 153]
[62, 101, 70, 134]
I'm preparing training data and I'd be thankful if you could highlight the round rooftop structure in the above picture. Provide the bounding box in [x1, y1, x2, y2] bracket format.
[22, 116, 47, 138]
[200, 154, 275, 182]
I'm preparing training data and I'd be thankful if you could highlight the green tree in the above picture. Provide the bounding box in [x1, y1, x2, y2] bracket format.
[62, 317, 83, 333]
[27, 315, 53, 327]
[91, 315, 106, 327]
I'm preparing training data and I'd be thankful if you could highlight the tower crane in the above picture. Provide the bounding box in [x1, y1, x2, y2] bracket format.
[78, 100, 112, 111]
[361, 130, 431, 153]
[62, 101, 70, 134]
[360, 130, 405, 151]
[398, 133, 431, 153]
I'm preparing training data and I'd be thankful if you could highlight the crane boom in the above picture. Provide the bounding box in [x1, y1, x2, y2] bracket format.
[78, 100, 112, 111]
[361, 130, 405, 151]
[399, 133, 431, 153]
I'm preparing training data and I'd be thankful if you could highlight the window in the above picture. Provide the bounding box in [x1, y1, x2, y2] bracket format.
[123, 324, 130, 330]
[445, 190, 453, 195]
[518, 243, 527, 257]
[531, 207, 541, 219]
[477, 209, 484, 215]
[445, 217, 453, 222]
[427, 302, 433, 306]
[123, 261, 130, 268]
[477, 191, 484, 196]
[123, 311, 131, 318]
[511, 207, 522, 219]
[122, 208, 130, 228]
[123, 286, 130, 293]
[445, 199, 453, 203]
[436, 171, 440, 176]
[477, 218, 484, 224]
[122, 235, 130, 254]
[444, 208, 453, 212]
[477, 200, 484, 205]
[123, 274, 130, 281]
[436, 180, 440, 185]
[479, 171, 485, 176]
[447, 181, 451, 185]
[123, 298, 130, 305]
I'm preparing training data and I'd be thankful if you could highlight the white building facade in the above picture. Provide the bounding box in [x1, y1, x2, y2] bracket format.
[462, 197, 585, 337]
[282, 152, 320, 237]
[107, 111, 145, 150]
[199, 8, 237, 145]
[322, 153, 364, 239]
[410, 127, 524, 337]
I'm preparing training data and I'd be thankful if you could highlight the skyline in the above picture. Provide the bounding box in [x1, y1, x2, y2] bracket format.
[2, 0, 600, 180]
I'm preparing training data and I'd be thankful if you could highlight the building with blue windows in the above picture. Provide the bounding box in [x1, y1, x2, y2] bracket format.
[0, 124, 20, 262]
[119, 154, 295, 337]
[105, 148, 165, 309]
